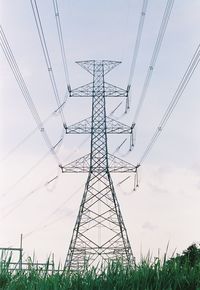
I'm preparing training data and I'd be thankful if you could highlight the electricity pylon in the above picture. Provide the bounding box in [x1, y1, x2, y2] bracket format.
[60, 60, 137, 271]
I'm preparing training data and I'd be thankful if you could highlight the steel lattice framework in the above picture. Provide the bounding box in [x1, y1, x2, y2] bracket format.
[61, 60, 137, 271]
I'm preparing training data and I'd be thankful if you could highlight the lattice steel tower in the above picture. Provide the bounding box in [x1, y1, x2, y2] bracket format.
[60, 60, 137, 270]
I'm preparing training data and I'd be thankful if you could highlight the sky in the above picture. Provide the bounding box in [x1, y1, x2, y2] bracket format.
[0, 0, 200, 266]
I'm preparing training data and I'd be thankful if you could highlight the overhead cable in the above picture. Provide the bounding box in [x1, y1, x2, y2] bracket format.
[109, 100, 124, 116]
[0, 26, 61, 166]
[24, 211, 73, 239]
[117, 176, 131, 186]
[138, 44, 200, 165]
[113, 138, 127, 154]
[1, 151, 50, 198]
[1, 131, 87, 203]
[45, 183, 84, 219]
[23, 183, 83, 239]
[30, 0, 66, 125]
[132, 0, 174, 124]
[0, 126, 39, 164]
[0, 100, 67, 164]
[127, 0, 148, 93]
[117, 169, 139, 194]
[0, 174, 60, 221]
[52, 0, 71, 92]
[1, 127, 64, 199]
[0, 135, 86, 217]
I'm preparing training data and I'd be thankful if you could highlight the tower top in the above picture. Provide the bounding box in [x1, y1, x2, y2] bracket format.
[76, 60, 121, 75]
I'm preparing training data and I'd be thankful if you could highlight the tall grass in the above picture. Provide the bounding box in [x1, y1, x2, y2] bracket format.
[0, 248, 200, 290]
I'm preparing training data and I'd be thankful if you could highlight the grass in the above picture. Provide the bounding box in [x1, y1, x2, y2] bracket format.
[0, 245, 200, 290]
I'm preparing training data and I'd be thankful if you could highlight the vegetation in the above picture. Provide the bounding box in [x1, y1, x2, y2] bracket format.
[0, 244, 200, 290]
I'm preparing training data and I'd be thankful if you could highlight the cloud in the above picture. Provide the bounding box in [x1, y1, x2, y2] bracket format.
[196, 181, 200, 191]
[142, 222, 157, 231]
[148, 182, 169, 196]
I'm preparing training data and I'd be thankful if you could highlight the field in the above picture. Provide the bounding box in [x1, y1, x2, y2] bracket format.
[0, 244, 200, 290]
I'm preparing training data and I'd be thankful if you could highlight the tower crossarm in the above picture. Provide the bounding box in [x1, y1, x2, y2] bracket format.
[60, 153, 137, 173]
[70, 82, 93, 97]
[64, 117, 134, 134]
[108, 154, 137, 173]
[76, 60, 121, 75]
[70, 82, 128, 98]
[104, 82, 128, 98]
[60, 154, 90, 173]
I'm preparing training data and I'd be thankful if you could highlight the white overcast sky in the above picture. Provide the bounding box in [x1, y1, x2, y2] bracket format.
[0, 0, 200, 265]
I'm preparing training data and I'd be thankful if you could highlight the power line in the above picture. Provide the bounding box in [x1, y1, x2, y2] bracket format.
[109, 100, 124, 116]
[45, 183, 83, 219]
[113, 138, 128, 154]
[0, 94, 122, 168]
[52, 0, 71, 92]
[24, 211, 73, 239]
[117, 176, 131, 186]
[0, 126, 39, 164]
[117, 176, 135, 195]
[127, 0, 148, 92]
[0, 173, 60, 222]
[1, 131, 88, 205]
[30, 0, 67, 126]
[1, 128, 64, 199]
[23, 183, 83, 239]
[0, 137, 83, 218]
[0, 136, 88, 222]
[0, 100, 67, 164]
[0, 25, 61, 166]
[62, 135, 90, 163]
[138, 43, 200, 165]
[132, 0, 174, 124]
[1, 151, 50, 198]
